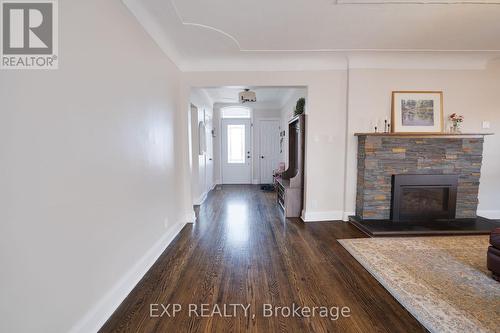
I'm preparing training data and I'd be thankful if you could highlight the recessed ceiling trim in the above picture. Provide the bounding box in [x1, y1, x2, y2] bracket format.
[170, 1, 500, 53]
[170, 0, 242, 50]
[337, 0, 500, 3]
[239, 49, 500, 52]
[124, 0, 500, 71]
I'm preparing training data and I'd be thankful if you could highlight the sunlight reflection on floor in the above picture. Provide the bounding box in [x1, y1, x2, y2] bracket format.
[225, 200, 249, 247]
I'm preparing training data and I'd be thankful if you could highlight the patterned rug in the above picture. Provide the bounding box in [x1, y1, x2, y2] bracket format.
[338, 236, 500, 333]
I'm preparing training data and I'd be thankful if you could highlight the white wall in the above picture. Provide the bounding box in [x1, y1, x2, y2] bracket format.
[182, 71, 348, 221]
[345, 62, 500, 219]
[190, 90, 214, 204]
[0, 1, 191, 332]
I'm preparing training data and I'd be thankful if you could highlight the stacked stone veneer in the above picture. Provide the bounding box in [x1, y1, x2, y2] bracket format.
[356, 135, 484, 220]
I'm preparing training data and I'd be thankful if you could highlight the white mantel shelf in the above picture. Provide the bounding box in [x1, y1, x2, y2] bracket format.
[354, 132, 494, 139]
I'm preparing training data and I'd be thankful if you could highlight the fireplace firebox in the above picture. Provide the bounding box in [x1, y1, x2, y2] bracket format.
[391, 174, 458, 222]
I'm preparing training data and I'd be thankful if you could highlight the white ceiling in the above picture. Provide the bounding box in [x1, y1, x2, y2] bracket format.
[123, 0, 500, 70]
[200, 86, 303, 109]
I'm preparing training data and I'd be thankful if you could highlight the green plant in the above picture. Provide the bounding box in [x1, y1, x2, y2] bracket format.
[294, 98, 306, 116]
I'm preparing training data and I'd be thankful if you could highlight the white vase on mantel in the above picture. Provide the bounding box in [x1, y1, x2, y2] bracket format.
[451, 122, 462, 133]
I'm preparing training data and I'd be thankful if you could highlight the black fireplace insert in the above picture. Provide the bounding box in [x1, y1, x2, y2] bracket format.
[391, 174, 458, 222]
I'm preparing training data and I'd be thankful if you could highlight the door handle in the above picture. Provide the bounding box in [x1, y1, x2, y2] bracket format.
[261, 156, 264, 159]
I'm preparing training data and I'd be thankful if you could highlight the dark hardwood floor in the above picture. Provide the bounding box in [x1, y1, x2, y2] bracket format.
[100, 185, 425, 333]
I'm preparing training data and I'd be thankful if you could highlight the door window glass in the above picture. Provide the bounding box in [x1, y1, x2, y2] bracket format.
[227, 125, 245, 164]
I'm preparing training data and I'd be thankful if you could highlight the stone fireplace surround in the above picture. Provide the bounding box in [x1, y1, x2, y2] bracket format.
[355, 133, 491, 221]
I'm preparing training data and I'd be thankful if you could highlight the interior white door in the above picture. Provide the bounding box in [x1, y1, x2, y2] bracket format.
[259, 120, 280, 184]
[221, 118, 252, 184]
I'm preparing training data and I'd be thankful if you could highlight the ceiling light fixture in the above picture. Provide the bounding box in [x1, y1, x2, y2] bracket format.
[239, 89, 257, 103]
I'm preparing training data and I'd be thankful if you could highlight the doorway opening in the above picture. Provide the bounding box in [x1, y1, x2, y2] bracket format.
[189, 86, 307, 202]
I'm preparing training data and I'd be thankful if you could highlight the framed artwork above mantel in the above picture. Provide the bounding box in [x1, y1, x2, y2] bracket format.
[391, 91, 443, 133]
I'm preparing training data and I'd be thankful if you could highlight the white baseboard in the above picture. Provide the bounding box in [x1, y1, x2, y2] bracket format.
[343, 211, 355, 222]
[193, 191, 208, 206]
[186, 210, 196, 223]
[301, 210, 344, 222]
[69, 220, 186, 333]
[193, 184, 216, 207]
[477, 210, 500, 219]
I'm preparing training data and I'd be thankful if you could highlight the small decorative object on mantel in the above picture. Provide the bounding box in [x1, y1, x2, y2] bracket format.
[383, 117, 391, 133]
[449, 113, 464, 133]
[391, 91, 443, 133]
[294, 97, 306, 116]
[371, 119, 379, 133]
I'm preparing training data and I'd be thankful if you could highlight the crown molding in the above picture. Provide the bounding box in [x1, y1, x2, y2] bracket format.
[198, 88, 215, 107]
[180, 53, 498, 71]
[347, 53, 495, 70]
[278, 89, 300, 109]
[336, 0, 500, 4]
[122, 0, 185, 69]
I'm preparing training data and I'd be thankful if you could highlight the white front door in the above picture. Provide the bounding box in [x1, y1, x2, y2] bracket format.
[259, 120, 280, 184]
[221, 118, 252, 184]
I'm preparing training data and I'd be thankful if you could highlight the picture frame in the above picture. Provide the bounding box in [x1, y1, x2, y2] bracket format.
[391, 91, 444, 133]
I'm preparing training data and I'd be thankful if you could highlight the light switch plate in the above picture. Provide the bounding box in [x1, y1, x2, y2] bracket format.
[482, 121, 491, 129]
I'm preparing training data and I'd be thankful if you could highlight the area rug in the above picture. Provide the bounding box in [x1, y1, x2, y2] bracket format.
[338, 236, 500, 333]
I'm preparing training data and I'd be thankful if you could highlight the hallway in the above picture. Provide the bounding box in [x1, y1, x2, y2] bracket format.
[101, 186, 424, 333]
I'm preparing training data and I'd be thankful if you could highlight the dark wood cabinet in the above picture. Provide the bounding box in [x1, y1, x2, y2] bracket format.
[276, 114, 305, 217]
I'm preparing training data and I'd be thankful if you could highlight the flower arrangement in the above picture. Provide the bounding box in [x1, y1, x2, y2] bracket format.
[449, 113, 464, 132]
